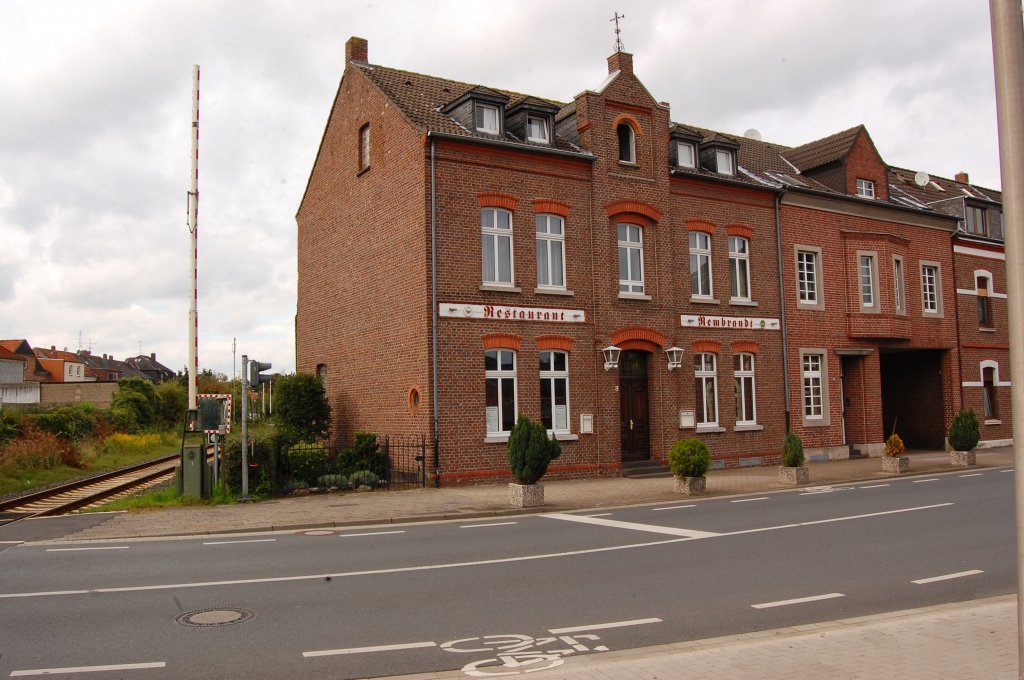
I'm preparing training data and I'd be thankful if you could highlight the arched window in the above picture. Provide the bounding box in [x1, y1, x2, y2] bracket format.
[983, 365, 997, 419]
[315, 363, 327, 390]
[617, 123, 635, 163]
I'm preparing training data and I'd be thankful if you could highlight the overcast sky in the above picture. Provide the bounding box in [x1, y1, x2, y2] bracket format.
[0, 0, 1005, 379]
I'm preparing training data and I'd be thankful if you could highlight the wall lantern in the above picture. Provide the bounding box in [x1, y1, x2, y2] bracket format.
[665, 346, 684, 371]
[602, 345, 622, 370]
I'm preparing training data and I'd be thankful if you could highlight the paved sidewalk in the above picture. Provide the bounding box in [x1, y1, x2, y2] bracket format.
[22, 446, 1016, 542]
[391, 596, 1018, 680]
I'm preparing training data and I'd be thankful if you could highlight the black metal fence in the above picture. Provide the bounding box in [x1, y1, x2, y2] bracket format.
[283, 434, 429, 493]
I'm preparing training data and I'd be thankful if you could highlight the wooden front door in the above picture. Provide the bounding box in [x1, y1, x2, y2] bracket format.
[619, 351, 650, 462]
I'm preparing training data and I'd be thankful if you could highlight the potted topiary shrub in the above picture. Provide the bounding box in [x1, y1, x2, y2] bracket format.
[668, 438, 711, 496]
[507, 415, 562, 507]
[948, 408, 981, 466]
[779, 432, 809, 485]
[882, 433, 909, 473]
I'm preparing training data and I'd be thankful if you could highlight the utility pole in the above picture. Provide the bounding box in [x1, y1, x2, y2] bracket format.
[186, 65, 200, 410]
[989, 2, 1024, 675]
[232, 337, 237, 382]
[240, 354, 249, 501]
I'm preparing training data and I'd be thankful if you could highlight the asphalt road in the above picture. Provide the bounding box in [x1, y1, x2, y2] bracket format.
[0, 468, 1014, 679]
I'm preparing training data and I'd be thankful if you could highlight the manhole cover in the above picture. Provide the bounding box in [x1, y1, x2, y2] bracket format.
[175, 608, 256, 627]
[298, 529, 336, 536]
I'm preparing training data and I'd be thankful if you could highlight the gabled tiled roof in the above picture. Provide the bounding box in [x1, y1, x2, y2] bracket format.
[34, 347, 85, 363]
[353, 62, 584, 154]
[782, 124, 864, 172]
[126, 354, 175, 379]
[888, 166, 1002, 207]
[0, 346, 26, 362]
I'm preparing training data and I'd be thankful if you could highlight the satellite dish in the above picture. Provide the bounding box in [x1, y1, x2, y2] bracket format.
[743, 128, 762, 141]
[914, 171, 930, 187]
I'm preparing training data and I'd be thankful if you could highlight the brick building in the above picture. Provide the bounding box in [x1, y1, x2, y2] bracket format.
[296, 38, 1008, 483]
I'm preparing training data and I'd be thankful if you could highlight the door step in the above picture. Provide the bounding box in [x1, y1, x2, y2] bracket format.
[621, 460, 672, 478]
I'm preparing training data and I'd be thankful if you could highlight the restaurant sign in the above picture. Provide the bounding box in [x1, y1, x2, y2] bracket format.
[440, 303, 585, 323]
[681, 314, 780, 330]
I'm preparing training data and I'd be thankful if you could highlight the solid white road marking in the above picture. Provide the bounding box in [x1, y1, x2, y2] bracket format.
[10, 662, 166, 676]
[543, 513, 720, 538]
[582, 513, 613, 517]
[912, 569, 984, 584]
[339, 531, 405, 537]
[459, 522, 517, 529]
[1003, 469, 1014, 473]
[303, 641, 437, 657]
[913, 479, 940, 483]
[0, 504, 953, 600]
[45, 546, 129, 552]
[548, 618, 662, 634]
[203, 539, 277, 545]
[0, 540, 24, 544]
[959, 473, 984, 478]
[652, 505, 695, 511]
[752, 593, 844, 609]
[731, 497, 769, 503]
[858, 484, 890, 489]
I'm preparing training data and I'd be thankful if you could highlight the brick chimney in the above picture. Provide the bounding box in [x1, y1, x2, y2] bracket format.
[955, 171, 969, 184]
[608, 50, 633, 76]
[346, 36, 368, 65]
[151, 352, 156, 360]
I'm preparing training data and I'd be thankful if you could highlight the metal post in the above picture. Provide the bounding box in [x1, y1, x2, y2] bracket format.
[989, 2, 1024, 675]
[186, 65, 200, 411]
[240, 354, 249, 501]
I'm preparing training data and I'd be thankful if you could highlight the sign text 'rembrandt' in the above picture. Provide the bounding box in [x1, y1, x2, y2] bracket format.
[440, 303, 586, 323]
[681, 314, 780, 330]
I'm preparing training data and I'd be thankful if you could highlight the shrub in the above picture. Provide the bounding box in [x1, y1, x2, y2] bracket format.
[668, 438, 711, 478]
[35, 403, 100, 441]
[349, 470, 380, 489]
[781, 432, 805, 467]
[507, 415, 562, 485]
[337, 432, 385, 477]
[219, 428, 290, 496]
[885, 433, 905, 458]
[110, 378, 161, 432]
[0, 408, 21, 446]
[0, 424, 81, 473]
[316, 474, 347, 490]
[948, 408, 981, 452]
[155, 381, 188, 428]
[273, 373, 331, 443]
[285, 479, 309, 494]
[287, 442, 333, 486]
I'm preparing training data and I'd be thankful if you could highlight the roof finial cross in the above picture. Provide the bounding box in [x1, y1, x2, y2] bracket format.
[610, 12, 625, 53]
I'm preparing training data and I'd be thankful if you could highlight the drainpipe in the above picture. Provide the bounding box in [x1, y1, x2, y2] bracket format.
[429, 135, 440, 487]
[774, 191, 791, 432]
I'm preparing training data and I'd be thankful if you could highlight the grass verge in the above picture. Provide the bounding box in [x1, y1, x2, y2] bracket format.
[94, 484, 240, 511]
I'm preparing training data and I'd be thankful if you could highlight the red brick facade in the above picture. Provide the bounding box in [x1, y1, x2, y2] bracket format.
[296, 38, 1009, 484]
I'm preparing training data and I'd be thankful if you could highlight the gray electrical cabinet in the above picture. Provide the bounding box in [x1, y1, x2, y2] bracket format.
[181, 444, 210, 499]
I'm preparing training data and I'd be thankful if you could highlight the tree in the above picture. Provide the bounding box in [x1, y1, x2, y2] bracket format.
[110, 377, 161, 432]
[154, 380, 188, 428]
[272, 373, 331, 443]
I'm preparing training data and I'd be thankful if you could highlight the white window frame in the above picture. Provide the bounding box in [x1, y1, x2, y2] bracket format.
[482, 208, 514, 286]
[729, 236, 751, 302]
[485, 349, 517, 437]
[694, 353, 719, 427]
[734, 352, 756, 425]
[618, 223, 644, 295]
[475, 103, 500, 134]
[359, 123, 370, 171]
[716, 149, 735, 176]
[795, 246, 824, 310]
[677, 141, 696, 169]
[535, 214, 566, 290]
[857, 251, 878, 311]
[617, 123, 636, 163]
[800, 351, 828, 425]
[689, 231, 713, 299]
[983, 365, 997, 419]
[539, 350, 570, 434]
[856, 178, 875, 199]
[965, 205, 987, 236]
[526, 115, 549, 143]
[920, 261, 943, 317]
[893, 255, 906, 314]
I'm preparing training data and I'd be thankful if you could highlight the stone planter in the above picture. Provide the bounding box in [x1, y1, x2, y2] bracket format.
[673, 475, 706, 496]
[882, 456, 909, 473]
[509, 482, 544, 508]
[950, 450, 976, 467]
[779, 466, 809, 485]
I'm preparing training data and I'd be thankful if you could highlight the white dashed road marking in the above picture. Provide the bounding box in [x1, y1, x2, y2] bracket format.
[543, 513, 720, 538]
[11, 662, 166, 676]
[912, 569, 984, 585]
[752, 593, 844, 609]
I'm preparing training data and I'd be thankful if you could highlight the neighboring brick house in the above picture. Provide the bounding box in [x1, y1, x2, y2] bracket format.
[296, 38, 1001, 483]
[125, 353, 175, 383]
[34, 346, 91, 382]
[77, 351, 127, 382]
[888, 167, 1012, 448]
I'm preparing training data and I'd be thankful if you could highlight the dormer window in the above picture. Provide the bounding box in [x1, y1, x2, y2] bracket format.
[618, 123, 636, 163]
[715, 149, 735, 176]
[475, 104, 500, 134]
[965, 205, 987, 236]
[677, 141, 696, 169]
[856, 178, 875, 199]
[527, 115, 549, 143]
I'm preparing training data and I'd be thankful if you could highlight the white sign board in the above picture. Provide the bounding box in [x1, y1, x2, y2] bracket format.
[681, 314, 780, 331]
[440, 303, 585, 323]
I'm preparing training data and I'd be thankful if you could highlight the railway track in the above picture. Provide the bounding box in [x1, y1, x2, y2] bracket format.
[0, 453, 181, 522]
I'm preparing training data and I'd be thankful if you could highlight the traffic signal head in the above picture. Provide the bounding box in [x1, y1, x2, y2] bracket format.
[249, 360, 272, 387]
